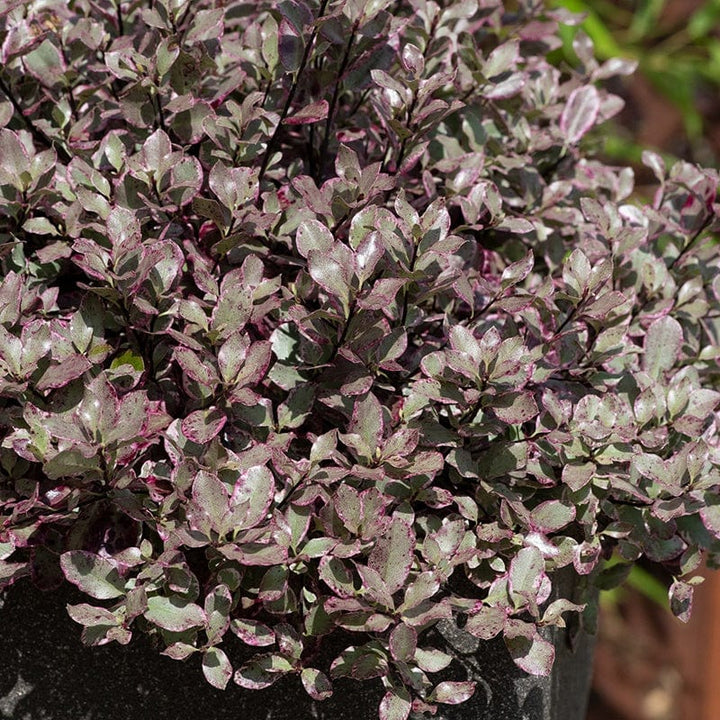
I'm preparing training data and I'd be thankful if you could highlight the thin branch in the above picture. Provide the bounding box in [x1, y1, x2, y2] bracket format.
[315, 20, 359, 183]
[0, 74, 72, 163]
[116, 1, 125, 36]
[256, 0, 330, 202]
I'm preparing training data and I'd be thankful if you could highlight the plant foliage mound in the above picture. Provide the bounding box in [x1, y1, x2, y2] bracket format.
[1, 0, 720, 716]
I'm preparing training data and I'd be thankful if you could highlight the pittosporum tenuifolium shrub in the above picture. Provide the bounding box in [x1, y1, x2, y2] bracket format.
[1, 0, 720, 716]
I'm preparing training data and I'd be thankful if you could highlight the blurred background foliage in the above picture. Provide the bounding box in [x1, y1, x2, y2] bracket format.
[550, 0, 720, 175]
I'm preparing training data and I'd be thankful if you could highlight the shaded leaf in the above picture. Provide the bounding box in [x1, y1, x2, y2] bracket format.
[643, 315, 683, 378]
[60, 552, 125, 600]
[560, 85, 599, 143]
[202, 647, 232, 689]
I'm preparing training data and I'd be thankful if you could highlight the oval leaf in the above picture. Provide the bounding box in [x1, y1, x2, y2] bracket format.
[368, 516, 415, 594]
[60, 552, 125, 600]
[560, 85, 599, 144]
[379, 689, 411, 720]
[300, 667, 333, 700]
[182, 407, 227, 444]
[643, 315, 683, 379]
[144, 595, 206, 631]
[202, 647, 233, 689]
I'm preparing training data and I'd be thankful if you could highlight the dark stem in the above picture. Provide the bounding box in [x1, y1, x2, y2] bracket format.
[152, 90, 167, 132]
[553, 292, 586, 340]
[256, 0, 330, 202]
[116, 1, 125, 36]
[0, 74, 72, 163]
[668, 216, 713, 269]
[326, 300, 356, 365]
[399, 237, 420, 326]
[315, 20, 359, 183]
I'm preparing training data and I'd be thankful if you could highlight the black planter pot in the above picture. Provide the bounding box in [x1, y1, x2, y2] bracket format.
[0, 579, 595, 720]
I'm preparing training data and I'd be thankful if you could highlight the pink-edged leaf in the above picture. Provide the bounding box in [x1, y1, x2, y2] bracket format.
[413, 647, 453, 673]
[181, 407, 227, 444]
[296, 219, 334, 258]
[202, 647, 233, 689]
[66, 603, 118, 627]
[379, 689, 412, 720]
[669, 579, 694, 623]
[300, 667, 333, 700]
[209, 162, 254, 212]
[493, 391, 539, 425]
[144, 595, 206, 632]
[560, 85, 600, 144]
[175, 347, 219, 387]
[484, 74, 524, 99]
[389, 623, 417, 662]
[509, 546, 545, 602]
[349, 392, 384, 455]
[562, 462, 596, 492]
[279, 17, 304, 71]
[185, 8, 224, 44]
[643, 315, 683, 378]
[234, 655, 291, 690]
[60, 552, 124, 599]
[219, 542, 288, 566]
[192, 470, 228, 530]
[285, 99, 329, 125]
[464, 604, 507, 640]
[501, 250, 534, 289]
[142, 128, 173, 177]
[307, 249, 352, 312]
[227, 465, 275, 531]
[402, 572, 440, 610]
[354, 564, 395, 609]
[358, 278, 407, 310]
[135, 240, 184, 295]
[429, 681, 476, 705]
[106, 205, 141, 250]
[161, 642, 198, 660]
[231, 618, 276, 646]
[530, 501, 576, 532]
[334, 484, 363, 534]
[582, 291, 627, 320]
[504, 620, 555, 676]
[368, 515, 415, 594]
[0, 129, 30, 189]
[319, 555, 356, 598]
[35, 355, 91, 392]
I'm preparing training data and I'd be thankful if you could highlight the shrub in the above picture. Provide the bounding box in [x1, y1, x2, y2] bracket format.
[1, 0, 719, 717]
